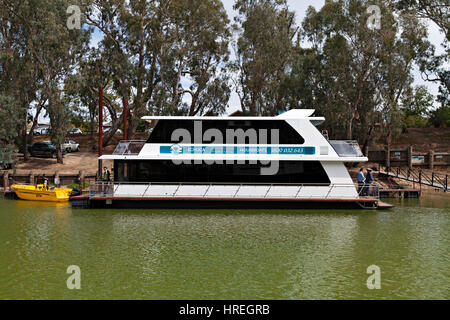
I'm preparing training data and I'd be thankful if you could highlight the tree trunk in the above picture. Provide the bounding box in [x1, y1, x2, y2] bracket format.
[22, 100, 29, 162]
[346, 108, 354, 140]
[249, 95, 257, 116]
[56, 148, 63, 164]
[125, 110, 133, 140]
[24, 100, 45, 161]
[127, 116, 140, 140]
[90, 112, 95, 139]
[102, 116, 124, 147]
[386, 130, 392, 149]
[22, 129, 29, 162]
[362, 125, 374, 157]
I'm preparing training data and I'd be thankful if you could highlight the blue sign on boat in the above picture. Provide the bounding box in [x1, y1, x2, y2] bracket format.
[160, 145, 315, 155]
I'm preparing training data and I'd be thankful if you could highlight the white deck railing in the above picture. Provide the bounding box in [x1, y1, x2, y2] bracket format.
[90, 182, 380, 200]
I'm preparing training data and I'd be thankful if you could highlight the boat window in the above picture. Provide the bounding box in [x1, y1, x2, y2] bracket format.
[113, 141, 146, 155]
[114, 160, 330, 185]
[147, 120, 304, 145]
[329, 140, 364, 157]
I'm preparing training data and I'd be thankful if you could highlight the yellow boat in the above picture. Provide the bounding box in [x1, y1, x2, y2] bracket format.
[11, 184, 72, 202]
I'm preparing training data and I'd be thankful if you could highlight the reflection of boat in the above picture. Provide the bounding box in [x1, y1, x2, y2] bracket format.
[11, 184, 72, 202]
[14, 199, 70, 210]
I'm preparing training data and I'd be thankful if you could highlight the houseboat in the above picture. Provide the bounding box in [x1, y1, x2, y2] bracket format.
[83, 109, 391, 210]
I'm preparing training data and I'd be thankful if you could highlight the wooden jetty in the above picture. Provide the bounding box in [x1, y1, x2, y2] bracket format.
[379, 188, 421, 198]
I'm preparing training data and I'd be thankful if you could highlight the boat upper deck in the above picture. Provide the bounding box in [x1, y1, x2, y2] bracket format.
[141, 109, 323, 121]
[100, 109, 368, 162]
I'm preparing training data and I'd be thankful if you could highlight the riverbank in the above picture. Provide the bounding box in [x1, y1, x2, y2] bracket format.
[4, 127, 450, 177]
[12, 152, 111, 175]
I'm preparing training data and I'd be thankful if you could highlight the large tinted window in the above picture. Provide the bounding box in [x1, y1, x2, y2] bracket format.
[147, 120, 304, 145]
[114, 160, 330, 185]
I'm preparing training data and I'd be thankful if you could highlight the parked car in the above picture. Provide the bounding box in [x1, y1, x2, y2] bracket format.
[104, 128, 123, 134]
[61, 140, 80, 153]
[33, 127, 50, 135]
[68, 128, 83, 135]
[29, 141, 66, 158]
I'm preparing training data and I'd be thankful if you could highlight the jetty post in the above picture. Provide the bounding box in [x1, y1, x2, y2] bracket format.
[3, 172, 9, 196]
[123, 97, 127, 141]
[98, 86, 103, 180]
[428, 150, 434, 170]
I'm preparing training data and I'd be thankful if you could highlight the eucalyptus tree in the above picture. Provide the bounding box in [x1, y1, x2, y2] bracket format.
[0, 0, 41, 159]
[394, 0, 449, 109]
[0, 0, 91, 163]
[301, 0, 390, 141]
[231, 0, 298, 115]
[153, 0, 231, 117]
[394, 0, 449, 40]
[401, 85, 435, 128]
[33, 0, 90, 163]
[297, 0, 430, 151]
[81, 0, 231, 141]
[65, 47, 116, 141]
[0, 95, 21, 150]
[376, 8, 431, 147]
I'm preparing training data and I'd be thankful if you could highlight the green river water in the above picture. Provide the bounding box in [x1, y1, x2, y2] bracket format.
[0, 195, 448, 300]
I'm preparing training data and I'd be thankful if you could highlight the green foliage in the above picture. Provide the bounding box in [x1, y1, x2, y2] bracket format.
[293, 0, 431, 148]
[402, 86, 434, 117]
[394, 0, 449, 111]
[401, 85, 434, 128]
[0, 0, 90, 163]
[29, 0, 90, 163]
[69, 112, 88, 130]
[231, 0, 297, 115]
[429, 105, 450, 128]
[394, 0, 449, 40]
[67, 181, 90, 189]
[79, 0, 231, 143]
[0, 0, 447, 155]
[403, 115, 429, 128]
[0, 94, 22, 148]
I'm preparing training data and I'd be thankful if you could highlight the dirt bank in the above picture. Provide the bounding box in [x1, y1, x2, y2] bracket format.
[12, 133, 146, 175]
[389, 127, 450, 153]
[13, 152, 113, 175]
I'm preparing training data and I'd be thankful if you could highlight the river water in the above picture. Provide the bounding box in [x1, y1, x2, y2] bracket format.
[0, 195, 448, 300]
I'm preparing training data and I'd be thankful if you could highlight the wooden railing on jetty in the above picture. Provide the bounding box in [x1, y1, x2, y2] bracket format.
[1, 171, 97, 193]
[380, 166, 449, 192]
[368, 147, 450, 169]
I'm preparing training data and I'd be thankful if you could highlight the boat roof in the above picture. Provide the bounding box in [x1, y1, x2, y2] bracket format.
[141, 109, 325, 122]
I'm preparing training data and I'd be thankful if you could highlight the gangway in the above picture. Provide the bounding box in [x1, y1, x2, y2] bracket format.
[380, 166, 449, 192]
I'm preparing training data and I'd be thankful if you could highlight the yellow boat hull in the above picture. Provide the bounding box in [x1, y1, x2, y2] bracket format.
[11, 184, 72, 202]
